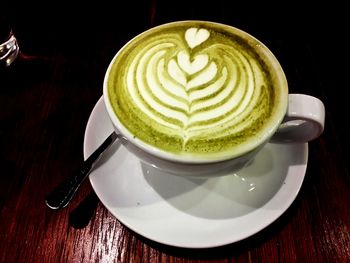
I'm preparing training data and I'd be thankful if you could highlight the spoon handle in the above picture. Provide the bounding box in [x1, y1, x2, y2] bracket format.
[45, 132, 119, 210]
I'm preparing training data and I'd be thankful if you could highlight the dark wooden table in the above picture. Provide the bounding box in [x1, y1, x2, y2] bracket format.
[1, 2, 349, 262]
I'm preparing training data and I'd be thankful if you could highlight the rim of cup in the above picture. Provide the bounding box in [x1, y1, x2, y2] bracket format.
[103, 20, 288, 164]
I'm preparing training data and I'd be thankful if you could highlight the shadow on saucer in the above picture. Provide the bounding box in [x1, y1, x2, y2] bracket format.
[142, 143, 306, 219]
[93, 140, 122, 170]
[142, 162, 208, 199]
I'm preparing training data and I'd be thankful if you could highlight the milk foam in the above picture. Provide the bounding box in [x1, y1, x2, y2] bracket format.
[107, 22, 280, 157]
[126, 27, 265, 134]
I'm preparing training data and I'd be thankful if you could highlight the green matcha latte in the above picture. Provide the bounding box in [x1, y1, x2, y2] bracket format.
[105, 21, 287, 161]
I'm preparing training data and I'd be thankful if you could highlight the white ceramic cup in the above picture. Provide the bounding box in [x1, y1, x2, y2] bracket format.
[103, 21, 325, 177]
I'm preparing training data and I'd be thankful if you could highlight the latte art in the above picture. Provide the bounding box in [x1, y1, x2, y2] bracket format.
[107, 21, 283, 159]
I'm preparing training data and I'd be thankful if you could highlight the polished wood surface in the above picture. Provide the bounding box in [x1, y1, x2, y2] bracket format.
[1, 2, 349, 262]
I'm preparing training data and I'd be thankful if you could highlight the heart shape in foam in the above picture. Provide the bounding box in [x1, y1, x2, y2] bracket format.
[185, 28, 210, 49]
[177, 51, 209, 75]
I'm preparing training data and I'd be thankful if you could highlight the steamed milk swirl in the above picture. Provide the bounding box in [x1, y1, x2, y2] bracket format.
[107, 22, 280, 159]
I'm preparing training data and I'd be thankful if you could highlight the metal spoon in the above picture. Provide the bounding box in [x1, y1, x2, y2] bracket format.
[45, 132, 118, 209]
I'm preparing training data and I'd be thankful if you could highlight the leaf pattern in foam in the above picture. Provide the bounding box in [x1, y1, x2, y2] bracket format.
[130, 27, 261, 140]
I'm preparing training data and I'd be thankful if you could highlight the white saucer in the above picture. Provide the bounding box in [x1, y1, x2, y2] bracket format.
[84, 97, 308, 248]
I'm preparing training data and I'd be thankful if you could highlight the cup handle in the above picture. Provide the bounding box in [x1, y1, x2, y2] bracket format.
[270, 94, 325, 143]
